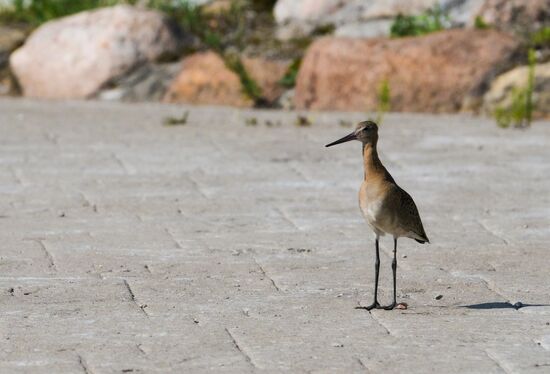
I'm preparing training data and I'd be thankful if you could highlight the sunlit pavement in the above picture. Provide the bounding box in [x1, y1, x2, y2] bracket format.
[1, 98, 549, 373]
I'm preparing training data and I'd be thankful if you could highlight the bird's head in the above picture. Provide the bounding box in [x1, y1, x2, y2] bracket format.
[325, 120, 378, 147]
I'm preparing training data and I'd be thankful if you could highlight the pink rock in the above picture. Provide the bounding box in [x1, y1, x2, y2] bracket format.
[294, 29, 520, 113]
[242, 57, 289, 104]
[164, 51, 253, 107]
[10, 5, 183, 99]
[164, 52, 290, 107]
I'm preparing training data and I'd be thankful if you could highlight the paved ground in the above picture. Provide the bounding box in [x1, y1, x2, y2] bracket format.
[1, 98, 550, 373]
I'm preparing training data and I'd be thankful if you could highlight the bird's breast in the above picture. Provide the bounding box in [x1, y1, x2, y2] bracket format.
[359, 182, 401, 236]
[359, 183, 384, 224]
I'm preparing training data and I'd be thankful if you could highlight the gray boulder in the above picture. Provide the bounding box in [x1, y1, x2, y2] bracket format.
[274, 0, 490, 39]
[483, 62, 550, 118]
[96, 62, 182, 102]
[10, 5, 187, 99]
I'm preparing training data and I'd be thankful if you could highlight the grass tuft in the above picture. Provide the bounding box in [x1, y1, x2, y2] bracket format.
[375, 78, 391, 124]
[279, 57, 301, 89]
[163, 110, 189, 126]
[390, 5, 448, 38]
[530, 27, 550, 48]
[493, 49, 536, 129]
[474, 16, 490, 30]
[223, 53, 262, 102]
[0, 0, 138, 25]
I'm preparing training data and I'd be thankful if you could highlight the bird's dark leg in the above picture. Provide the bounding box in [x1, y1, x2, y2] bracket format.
[356, 238, 381, 311]
[383, 238, 398, 310]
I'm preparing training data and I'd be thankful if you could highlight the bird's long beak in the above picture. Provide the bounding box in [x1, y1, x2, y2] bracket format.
[325, 132, 357, 147]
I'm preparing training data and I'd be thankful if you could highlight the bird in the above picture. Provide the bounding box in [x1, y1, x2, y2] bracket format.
[325, 120, 429, 310]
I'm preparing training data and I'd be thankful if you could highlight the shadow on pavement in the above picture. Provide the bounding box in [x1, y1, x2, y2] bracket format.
[463, 302, 550, 310]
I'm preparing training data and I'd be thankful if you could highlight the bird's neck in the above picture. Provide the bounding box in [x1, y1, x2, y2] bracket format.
[362, 142, 383, 180]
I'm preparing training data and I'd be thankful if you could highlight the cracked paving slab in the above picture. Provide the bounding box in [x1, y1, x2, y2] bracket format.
[0, 99, 550, 373]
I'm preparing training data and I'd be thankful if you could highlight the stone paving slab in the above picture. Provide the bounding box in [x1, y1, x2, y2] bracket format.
[1, 98, 550, 373]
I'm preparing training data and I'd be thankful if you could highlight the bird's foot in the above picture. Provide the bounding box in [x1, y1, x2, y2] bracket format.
[381, 302, 397, 310]
[355, 301, 380, 311]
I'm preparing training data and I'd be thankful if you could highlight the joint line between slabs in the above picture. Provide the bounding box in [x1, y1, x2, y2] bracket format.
[123, 279, 149, 318]
[225, 327, 258, 369]
[368, 311, 393, 336]
[475, 275, 510, 303]
[485, 349, 512, 374]
[276, 207, 301, 231]
[77, 354, 92, 374]
[476, 219, 509, 245]
[44, 131, 59, 145]
[289, 162, 310, 182]
[254, 257, 280, 292]
[10, 167, 26, 186]
[188, 174, 209, 199]
[136, 344, 147, 355]
[354, 357, 371, 373]
[111, 152, 135, 175]
[34, 239, 57, 272]
[164, 227, 182, 249]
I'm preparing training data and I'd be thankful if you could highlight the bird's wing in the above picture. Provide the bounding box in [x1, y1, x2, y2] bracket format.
[396, 186, 429, 243]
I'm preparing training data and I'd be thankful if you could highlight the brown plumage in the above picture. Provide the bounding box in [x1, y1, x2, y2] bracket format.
[326, 120, 428, 310]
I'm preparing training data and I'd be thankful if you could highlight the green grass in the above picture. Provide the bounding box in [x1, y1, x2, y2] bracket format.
[530, 27, 550, 48]
[367, 79, 391, 125]
[0, 0, 138, 25]
[0, 0, 278, 55]
[160, 0, 251, 53]
[279, 58, 301, 89]
[159, 0, 274, 105]
[375, 79, 391, 124]
[248, 0, 276, 12]
[474, 16, 490, 30]
[493, 49, 536, 129]
[390, 5, 448, 38]
[294, 115, 312, 127]
[148, 1, 271, 105]
[223, 53, 263, 102]
[163, 110, 189, 126]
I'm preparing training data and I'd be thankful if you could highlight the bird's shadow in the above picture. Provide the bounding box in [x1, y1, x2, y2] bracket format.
[463, 301, 550, 310]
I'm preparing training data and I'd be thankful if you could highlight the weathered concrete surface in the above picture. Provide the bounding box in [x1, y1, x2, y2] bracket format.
[0, 98, 549, 373]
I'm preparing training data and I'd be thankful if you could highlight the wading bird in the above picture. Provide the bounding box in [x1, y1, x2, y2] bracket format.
[326, 121, 429, 310]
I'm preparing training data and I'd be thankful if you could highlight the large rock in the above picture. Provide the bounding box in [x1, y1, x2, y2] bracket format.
[274, 0, 441, 24]
[164, 51, 253, 107]
[334, 19, 393, 39]
[274, 0, 346, 24]
[274, 0, 486, 39]
[164, 52, 289, 107]
[331, 0, 483, 37]
[134, 0, 213, 6]
[475, 0, 549, 32]
[242, 57, 289, 104]
[349, 0, 439, 20]
[97, 62, 181, 102]
[274, 0, 350, 39]
[10, 5, 185, 99]
[445, 0, 485, 27]
[483, 63, 550, 118]
[294, 29, 521, 113]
